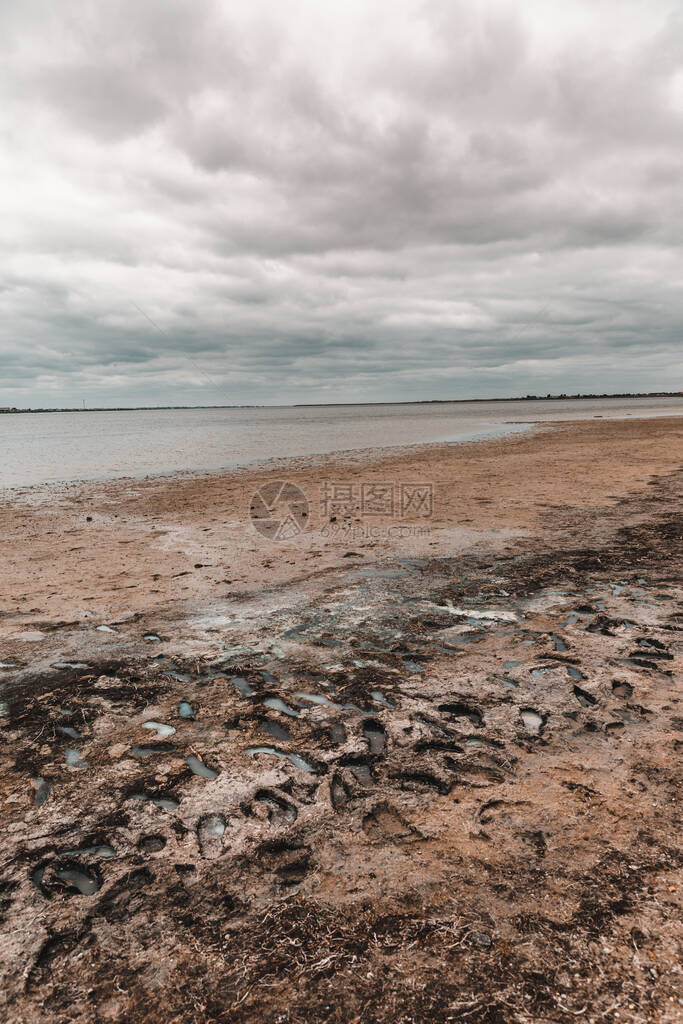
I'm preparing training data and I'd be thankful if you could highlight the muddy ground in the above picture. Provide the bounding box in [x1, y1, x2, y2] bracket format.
[0, 419, 681, 1023]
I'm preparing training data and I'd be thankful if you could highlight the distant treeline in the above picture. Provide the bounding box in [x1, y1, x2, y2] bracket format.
[0, 392, 681, 413]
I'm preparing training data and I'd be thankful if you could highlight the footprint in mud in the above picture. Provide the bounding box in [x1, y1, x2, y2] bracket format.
[573, 685, 597, 707]
[494, 675, 519, 689]
[414, 739, 465, 756]
[252, 789, 298, 825]
[197, 813, 227, 859]
[257, 718, 292, 741]
[65, 749, 87, 768]
[337, 755, 375, 787]
[330, 773, 351, 809]
[567, 666, 586, 682]
[438, 702, 484, 728]
[371, 690, 395, 709]
[397, 770, 451, 795]
[246, 747, 317, 773]
[129, 792, 179, 812]
[33, 861, 101, 898]
[612, 680, 634, 699]
[185, 755, 220, 780]
[519, 708, 545, 736]
[450, 755, 508, 788]
[57, 725, 81, 740]
[329, 723, 346, 744]
[363, 719, 386, 755]
[231, 676, 255, 698]
[262, 696, 300, 718]
[362, 803, 420, 844]
[139, 834, 166, 854]
[256, 840, 311, 886]
[142, 721, 176, 738]
[55, 866, 101, 896]
[32, 777, 52, 806]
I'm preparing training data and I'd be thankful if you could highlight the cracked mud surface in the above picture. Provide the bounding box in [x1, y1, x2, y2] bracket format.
[0, 418, 681, 1023]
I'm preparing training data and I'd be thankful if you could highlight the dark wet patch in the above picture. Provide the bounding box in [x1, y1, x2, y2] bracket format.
[612, 680, 634, 699]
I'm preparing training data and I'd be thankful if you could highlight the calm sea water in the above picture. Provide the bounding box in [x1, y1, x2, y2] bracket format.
[1, 397, 681, 489]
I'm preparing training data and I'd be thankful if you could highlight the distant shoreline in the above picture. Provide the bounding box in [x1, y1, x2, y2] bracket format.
[1, 391, 681, 414]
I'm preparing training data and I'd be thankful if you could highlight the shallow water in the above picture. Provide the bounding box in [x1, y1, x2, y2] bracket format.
[3, 396, 680, 489]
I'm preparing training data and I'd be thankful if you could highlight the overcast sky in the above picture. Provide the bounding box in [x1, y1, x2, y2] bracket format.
[1, 0, 681, 407]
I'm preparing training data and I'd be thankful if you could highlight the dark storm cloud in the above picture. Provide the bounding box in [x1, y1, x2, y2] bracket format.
[0, 0, 681, 407]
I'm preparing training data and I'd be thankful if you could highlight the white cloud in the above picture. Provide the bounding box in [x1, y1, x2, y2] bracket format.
[0, 0, 681, 406]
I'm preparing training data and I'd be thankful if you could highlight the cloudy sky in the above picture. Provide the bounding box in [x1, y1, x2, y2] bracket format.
[1, 0, 681, 407]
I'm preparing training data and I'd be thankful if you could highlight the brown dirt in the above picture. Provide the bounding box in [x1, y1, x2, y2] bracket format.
[0, 416, 681, 1024]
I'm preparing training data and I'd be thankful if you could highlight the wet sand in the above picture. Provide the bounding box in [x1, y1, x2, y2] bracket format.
[0, 416, 681, 1023]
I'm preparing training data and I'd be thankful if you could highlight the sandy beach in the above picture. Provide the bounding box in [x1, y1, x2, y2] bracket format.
[0, 415, 681, 1023]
